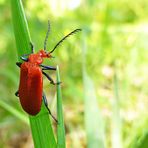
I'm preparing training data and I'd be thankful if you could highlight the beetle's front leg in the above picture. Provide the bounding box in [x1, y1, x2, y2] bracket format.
[40, 65, 56, 71]
[42, 71, 61, 85]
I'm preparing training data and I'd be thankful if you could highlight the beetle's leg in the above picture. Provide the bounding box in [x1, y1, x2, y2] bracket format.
[21, 53, 30, 57]
[20, 53, 31, 60]
[42, 93, 58, 123]
[20, 56, 28, 62]
[16, 62, 22, 68]
[42, 71, 61, 85]
[41, 65, 56, 71]
[42, 66, 61, 84]
[15, 62, 20, 98]
[15, 90, 19, 97]
[30, 42, 34, 53]
[19, 42, 34, 61]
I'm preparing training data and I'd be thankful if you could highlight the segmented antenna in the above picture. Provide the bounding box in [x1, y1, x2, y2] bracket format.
[49, 28, 82, 53]
[44, 20, 50, 51]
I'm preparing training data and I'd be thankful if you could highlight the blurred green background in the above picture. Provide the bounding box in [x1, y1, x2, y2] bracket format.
[0, 0, 148, 147]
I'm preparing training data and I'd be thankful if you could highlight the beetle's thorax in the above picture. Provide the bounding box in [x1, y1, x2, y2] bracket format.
[28, 50, 52, 65]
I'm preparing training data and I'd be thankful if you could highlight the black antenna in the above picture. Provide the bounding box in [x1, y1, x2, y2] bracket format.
[44, 20, 50, 51]
[49, 28, 81, 53]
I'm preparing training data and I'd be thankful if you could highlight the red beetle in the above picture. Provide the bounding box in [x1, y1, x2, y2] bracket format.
[15, 21, 81, 122]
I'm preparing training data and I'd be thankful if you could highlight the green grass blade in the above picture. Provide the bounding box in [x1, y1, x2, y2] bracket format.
[29, 104, 56, 148]
[136, 132, 148, 148]
[83, 72, 106, 148]
[11, 0, 31, 57]
[111, 69, 122, 148]
[56, 66, 66, 148]
[82, 31, 106, 148]
[11, 0, 57, 147]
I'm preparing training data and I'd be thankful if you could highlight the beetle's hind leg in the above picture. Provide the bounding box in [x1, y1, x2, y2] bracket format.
[41, 65, 61, 85]
[42, 93, 58, 123]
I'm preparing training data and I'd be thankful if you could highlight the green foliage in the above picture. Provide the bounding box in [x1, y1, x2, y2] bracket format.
[0, 0, 148, 147]
[136, 132, 148, 148]
[0, 99, 28, 124]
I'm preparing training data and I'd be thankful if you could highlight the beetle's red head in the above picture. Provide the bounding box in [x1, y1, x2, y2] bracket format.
[28, 50, 53, 65]
[39, 50, 52, 58]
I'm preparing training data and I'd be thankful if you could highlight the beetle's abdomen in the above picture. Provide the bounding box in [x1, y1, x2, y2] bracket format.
[18, 62, 43, 115]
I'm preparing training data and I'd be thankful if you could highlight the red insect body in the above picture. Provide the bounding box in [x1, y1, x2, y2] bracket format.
[18, 50, 51, 115]
[16, 24, 81, 117]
